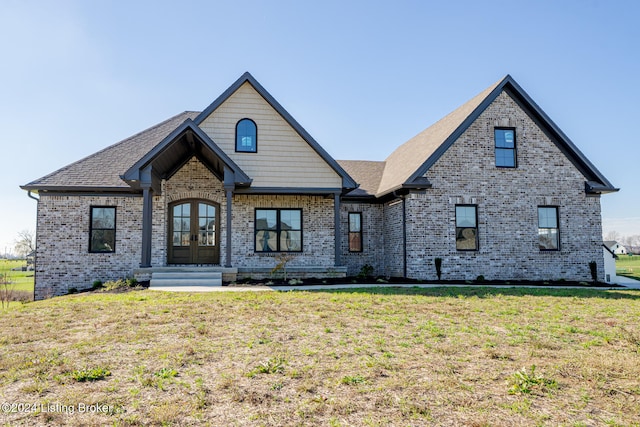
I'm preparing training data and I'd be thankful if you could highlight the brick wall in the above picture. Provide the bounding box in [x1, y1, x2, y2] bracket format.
[383, 199, 405, 277]
[34, 194, 143, 299]
[340, 202, 385, 276]
[404, 91, 604, 281]
[232, 194, 335, 269]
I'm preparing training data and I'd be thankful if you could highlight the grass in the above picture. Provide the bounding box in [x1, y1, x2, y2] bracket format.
[1, 287, 640, 425]
[0, 259, 34, 292]
[616, 254, 640, 281]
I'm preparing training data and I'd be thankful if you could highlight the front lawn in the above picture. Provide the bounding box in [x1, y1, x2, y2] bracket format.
[1, 287, 639, 426]
[0, 259, 34, 292]
[616, 254, 640, 281]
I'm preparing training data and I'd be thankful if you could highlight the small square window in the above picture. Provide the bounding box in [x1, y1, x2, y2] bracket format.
[255, 209, 302, 252]
[495, 128, 516, 168]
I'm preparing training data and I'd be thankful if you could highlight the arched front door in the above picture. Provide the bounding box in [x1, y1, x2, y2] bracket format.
[168, 200, 220, 264]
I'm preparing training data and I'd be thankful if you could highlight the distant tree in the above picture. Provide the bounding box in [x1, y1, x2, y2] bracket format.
[14, 230, 35, 258]
[605, 230, 621, 242]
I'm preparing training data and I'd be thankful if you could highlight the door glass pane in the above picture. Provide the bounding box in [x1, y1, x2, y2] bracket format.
[180, 232, 190, 246]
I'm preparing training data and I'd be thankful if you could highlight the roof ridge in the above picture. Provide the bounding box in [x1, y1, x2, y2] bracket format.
[23, 111, 198, 187]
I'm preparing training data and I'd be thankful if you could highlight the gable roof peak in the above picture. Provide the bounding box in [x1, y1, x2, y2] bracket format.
[375, 74, 617, 197]
[194, 72, 357, 189]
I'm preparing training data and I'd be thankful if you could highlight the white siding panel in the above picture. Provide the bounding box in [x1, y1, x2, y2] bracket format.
[199, 82, 342, 188]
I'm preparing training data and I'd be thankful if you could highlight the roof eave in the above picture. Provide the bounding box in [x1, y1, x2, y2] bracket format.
[20, 185, 138, 194]
[585, 181, 619, 195]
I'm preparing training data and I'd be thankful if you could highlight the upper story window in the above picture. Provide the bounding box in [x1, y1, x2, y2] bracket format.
[236, 118, 257, 153]
[255, 208, 302, 252]
[455, 205, 478, 251]
[90, 206, 116, 253]
[538, 206, 559, 251]
[495, 128, 516, 168]
[348, 212, 363, 252]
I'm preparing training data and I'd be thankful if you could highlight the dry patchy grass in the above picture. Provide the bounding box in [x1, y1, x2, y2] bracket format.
[1, 287, 639, 426]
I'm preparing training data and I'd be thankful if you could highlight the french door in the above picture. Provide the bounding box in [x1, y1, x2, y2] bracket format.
[168, 200, 220, 264]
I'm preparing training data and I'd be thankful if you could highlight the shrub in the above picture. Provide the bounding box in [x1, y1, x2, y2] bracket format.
[476, 275, 485, 282]
[357, 264, 374, 279]
[92, 280, 103, 290]
[434, 258, 442, 280]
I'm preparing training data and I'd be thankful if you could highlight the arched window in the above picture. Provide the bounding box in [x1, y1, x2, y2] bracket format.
[236, 118, 257, 152]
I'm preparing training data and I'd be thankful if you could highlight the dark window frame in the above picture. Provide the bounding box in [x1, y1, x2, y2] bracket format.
[538, 206, 560, 251]
[254, 208, 303, 253]
[89, 206, 117, 253]
[348, 212, 363, 252]
[494, 127, 517, 168]
[235, 118, 257, 153]
[455, 204, 478, 251]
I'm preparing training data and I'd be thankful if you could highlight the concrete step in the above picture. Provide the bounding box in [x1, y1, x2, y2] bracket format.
[150, 271, 222, 288]
[152, 272, 222, 280]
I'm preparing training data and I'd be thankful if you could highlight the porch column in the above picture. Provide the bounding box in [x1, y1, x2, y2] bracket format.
[334, 192, 341, 266]
[225, 188, 233, 267]
[140, 185, 153, 268]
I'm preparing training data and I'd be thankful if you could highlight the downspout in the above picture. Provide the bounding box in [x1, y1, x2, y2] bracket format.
[27, 191, 39, 301]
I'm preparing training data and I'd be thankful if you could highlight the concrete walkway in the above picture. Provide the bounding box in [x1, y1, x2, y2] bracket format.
[149, 281, 640, 293]
[613, 275, 640, 289]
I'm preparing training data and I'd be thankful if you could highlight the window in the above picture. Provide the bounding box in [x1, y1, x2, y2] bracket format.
[90, 207, 116, 253]
[236, 118, 257, 152]
[495, 128, 516, 168]
[348, 212, 363, 252]
[538, 206, 559, 250]
[455, 205, 478, 251]
[255, 209, 302, 252]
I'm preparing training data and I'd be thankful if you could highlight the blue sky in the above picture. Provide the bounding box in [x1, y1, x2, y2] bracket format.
[1, 0, 638, 253]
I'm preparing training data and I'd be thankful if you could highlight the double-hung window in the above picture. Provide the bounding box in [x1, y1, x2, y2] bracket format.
[455, 205, 478, 251]
[255, 209, 302, 252]
[89, 206, 116, 253]
[495, 128, 516, 168]
[538, 206, 559, 250]
[348, 212, 363, 252]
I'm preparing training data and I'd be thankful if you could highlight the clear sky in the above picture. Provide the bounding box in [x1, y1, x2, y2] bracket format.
[1, 0, 638, 254]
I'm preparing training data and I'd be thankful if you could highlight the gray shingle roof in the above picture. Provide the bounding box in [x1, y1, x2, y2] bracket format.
[337, 160, 386, 197]
[376, 80, 501, 197]
[22, 111, 198, 191]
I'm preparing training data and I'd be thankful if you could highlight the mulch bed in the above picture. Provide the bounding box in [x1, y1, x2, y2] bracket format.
[225, 276, 622, 288]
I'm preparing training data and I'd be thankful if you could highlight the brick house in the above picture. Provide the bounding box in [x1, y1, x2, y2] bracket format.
[22, 72, 617, 298]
